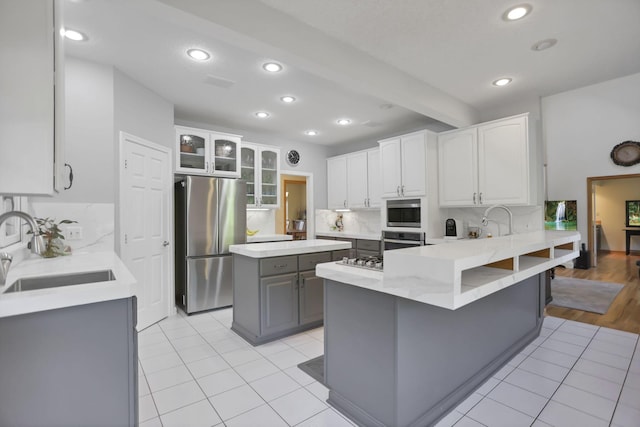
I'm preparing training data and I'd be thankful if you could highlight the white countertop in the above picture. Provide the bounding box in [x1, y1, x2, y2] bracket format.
[0, 251, 136, 318]
[317, 230, 580, 310]
[247, 234, 293, 243]
[315, 231, 381, 240]
[230, 239, 352, 258]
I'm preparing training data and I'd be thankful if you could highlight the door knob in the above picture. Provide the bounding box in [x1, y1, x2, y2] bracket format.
[162, 241, 170, 247]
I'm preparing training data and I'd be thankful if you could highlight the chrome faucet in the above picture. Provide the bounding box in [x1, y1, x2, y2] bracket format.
[481, 205, 514, 236]
[0, 211, 46, 285]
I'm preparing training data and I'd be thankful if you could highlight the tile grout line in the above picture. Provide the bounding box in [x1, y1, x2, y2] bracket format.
[608, 333, 640, 426]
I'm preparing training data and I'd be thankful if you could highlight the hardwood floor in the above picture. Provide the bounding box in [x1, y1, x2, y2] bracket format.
[546, 251, 640, 334]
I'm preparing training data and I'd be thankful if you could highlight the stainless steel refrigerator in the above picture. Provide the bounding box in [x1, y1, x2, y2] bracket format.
[174, 175, 247, 314]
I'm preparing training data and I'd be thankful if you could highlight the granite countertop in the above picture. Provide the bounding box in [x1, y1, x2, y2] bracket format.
[247, 234, 293, 243]
[315, 231, 381, 240]
[230, 239, 351, 258]
[316, 230, 580, 310]
[0, 251, 136, 318]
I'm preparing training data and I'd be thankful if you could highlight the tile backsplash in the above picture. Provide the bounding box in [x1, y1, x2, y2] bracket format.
[315, 209, 381, 236]
[445, 205, 543, 237]
[247, 209, 276, 234]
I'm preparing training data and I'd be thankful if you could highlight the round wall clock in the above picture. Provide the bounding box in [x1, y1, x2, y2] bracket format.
[610, 140, 640, 167]
[286, 149, 301, 166]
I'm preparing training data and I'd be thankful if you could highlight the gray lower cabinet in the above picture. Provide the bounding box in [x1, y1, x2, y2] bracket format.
[0, 297, 138, 427]
[260, 272, 299, 336]
[233, 251, 332, 345]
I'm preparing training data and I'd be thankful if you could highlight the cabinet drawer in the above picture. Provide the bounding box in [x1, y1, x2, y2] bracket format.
[331, 249, 351, 261]
[299, 252, 332, 271]
[357, 239, 380, 252]
[260, 256, 298, 276]
[357, 249, 381, 258]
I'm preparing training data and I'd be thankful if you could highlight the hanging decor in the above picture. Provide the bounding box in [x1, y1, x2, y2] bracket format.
[610, 140, 640, 166]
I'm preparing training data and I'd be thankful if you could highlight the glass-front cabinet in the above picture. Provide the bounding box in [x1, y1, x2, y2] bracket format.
[241, 142, 280, 208]
[175, 126, 241, 177]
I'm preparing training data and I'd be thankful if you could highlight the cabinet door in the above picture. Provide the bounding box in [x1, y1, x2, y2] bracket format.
[327, 156, 348, 209]
[400, 132, 426, 197]
[0, 0, 55, 195]
[347, 152, 368, 208]
[299, 270, 324, 325]
[176, 128, 210, 174]
[367, 149, 382, 208]
[260, 273, 299, 336]
[379, 139, 402, 198]
[438, 129, 478, 206]
[211, 134, 240, 177]
[260, 148, 280, 207]
[478, 115, 529, 205]
[241, 145, 257, 206]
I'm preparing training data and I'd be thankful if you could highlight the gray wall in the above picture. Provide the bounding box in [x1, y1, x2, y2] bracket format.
[543, 72, 640, 246]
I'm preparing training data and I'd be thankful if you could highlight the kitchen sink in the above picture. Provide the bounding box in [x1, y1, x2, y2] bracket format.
[4, 270, 116, 293]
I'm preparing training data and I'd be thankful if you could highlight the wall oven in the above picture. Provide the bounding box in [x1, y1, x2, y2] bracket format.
[386, 199, 421, 228]
[382, 231, 425, 251]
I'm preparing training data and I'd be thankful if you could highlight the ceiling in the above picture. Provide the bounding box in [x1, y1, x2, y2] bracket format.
[63, 0, 640, 146]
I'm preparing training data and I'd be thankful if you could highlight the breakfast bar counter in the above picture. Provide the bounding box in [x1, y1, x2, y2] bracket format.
[316, 231, 580, 427]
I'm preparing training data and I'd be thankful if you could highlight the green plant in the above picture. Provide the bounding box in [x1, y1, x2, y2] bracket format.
[27, 217, 77, 258]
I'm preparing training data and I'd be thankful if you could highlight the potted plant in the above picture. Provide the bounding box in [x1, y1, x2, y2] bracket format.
[28, 217, 77, 258]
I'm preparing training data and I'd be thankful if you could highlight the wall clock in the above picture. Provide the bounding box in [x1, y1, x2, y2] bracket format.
[286, 149, 300, 166]
[610, 140, 640, 167]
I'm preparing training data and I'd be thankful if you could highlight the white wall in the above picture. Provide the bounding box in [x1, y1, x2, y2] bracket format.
[176, 119, 331, 209]
[543, 72, 640, 246]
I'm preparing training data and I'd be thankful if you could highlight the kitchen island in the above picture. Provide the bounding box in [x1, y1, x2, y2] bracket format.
[316, 230, 580, 427]
[229, 239, 351, 345]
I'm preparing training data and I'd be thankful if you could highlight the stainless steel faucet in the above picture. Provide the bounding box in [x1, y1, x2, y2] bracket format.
[0, 211, 46, 285]
[481, 205, 514, 236]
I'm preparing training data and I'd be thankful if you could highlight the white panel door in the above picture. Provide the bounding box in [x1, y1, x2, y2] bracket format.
[327, 156, 347, 209]
[379, 138, 402, 198]
[478, 115, 529, 205]
[347, 152, 368, 208]
[400, 132, 427, 197]
[438, 129, 478, 206]
[121, 133, 171, 331]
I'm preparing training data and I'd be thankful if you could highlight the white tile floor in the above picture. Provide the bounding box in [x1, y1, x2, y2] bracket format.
[137, 310, 640, 427]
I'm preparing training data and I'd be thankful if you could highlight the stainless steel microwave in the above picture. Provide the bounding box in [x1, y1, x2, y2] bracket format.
[386, 199, 421, 228]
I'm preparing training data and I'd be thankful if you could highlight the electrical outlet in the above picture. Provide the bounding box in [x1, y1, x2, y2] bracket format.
[66, 226, 83, 241]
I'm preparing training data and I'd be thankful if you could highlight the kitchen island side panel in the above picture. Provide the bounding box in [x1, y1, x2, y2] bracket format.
[324, 280, 398, 427]
[325, 274, 544, 427]
[232, 255, 262, 337]
[395, 274, 542, 426]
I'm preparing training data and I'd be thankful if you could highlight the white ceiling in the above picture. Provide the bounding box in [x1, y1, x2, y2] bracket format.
[64, 0, 640, 146]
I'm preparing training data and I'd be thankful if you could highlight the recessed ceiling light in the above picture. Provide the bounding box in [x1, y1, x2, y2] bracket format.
[280, 96, 296, 103]
[493, 78, 513, 87]
[63, 29, 87, 41]
[502, 4, 532, 21]
[531, 38, 558, 51]
[255, 111, 270, 119]
[187, 48, 210, 61]
[263, 62, 282, 72]
[336, 119, 351, 126]
[304, 130, 318, 136]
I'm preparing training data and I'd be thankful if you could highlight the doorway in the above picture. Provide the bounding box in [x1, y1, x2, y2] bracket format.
[275, 172, 314, 239]
[587, 173, 640, 267]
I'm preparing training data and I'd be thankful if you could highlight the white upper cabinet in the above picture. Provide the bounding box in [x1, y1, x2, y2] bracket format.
[327, 148, 380, 210]
[241, 142, 280, 208]
[175, 126, 241, 178]
[379, 131, 427, 198]
[438, 114, 531, 207]
[0, 0, 65, 195]
[327, 156, 348, 209]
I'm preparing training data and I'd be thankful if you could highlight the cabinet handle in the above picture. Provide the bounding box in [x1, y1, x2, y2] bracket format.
[401, 185, 405, 196]
[205, 161, 209, 172]
[473, 192, 477, 204]
[300, 277, 305, 288]
[274, 264, 287, 269]
[396, 186, 400, 196]
[344, 200, 347, 208]
[479, 192, 483, 204]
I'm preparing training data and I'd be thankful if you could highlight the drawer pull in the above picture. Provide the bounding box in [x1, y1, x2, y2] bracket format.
[274, 264, 287, 268]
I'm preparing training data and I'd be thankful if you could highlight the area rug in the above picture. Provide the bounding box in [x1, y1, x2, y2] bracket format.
[549, 277, 624, 314]
[298, 355, 325, 385]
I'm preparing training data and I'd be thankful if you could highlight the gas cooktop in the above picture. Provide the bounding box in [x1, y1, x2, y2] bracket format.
[338, 256, 383, 271]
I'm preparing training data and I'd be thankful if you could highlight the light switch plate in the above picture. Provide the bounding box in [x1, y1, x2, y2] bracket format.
[65, 225, 83, 240]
